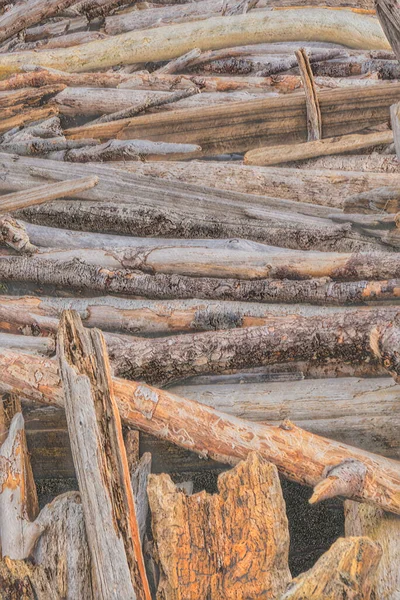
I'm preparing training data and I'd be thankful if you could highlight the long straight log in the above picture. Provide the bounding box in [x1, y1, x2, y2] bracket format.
[64, 84, 400, 154]
[0, 85, 65, 109]
[0, 176, 98, 213]
[58, 311, 151, 600]
[3, 348, 400, 514]
[244, 131, 394, 166]
[0, 10, 390, 77]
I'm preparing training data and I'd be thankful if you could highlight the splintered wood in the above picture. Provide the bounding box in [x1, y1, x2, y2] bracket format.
[2, 0, 400, 597]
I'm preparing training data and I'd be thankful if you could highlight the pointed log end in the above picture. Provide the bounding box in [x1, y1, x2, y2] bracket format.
[310, 460, 367, 504]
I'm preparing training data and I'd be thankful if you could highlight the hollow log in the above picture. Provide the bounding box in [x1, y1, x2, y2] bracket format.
[64, 83, 400, 154]
[0, 176, 98, 213]
[0, 0, 77, 44]
[345, 500, 400, 600]
[244, 131, 394, 167]
[0, 10, 390, 77]
[147, 452, 291, 599]
[280, 537, 381, 599]
[57, 311, 151, 600]
[3, 347, 400, 512]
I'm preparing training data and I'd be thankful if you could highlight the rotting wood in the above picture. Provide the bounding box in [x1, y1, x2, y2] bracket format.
[0, 558, 54, 599]
[343, 186, 400, 213]
[131, 453, 152, 545]
[0, 9, 390, 77]
[0, 176, 98, 213]
[345, 500, 400, 600]
[244, 130, 394, 167]
[0, 106, 58, 134]
[295, 48, 322, 142]
[147, 452, 291, 599]
[0, 84, 66, 109]
[57, 310, 152, 600]
[280, 537, 381, 599]
[0, 216, 37, 254]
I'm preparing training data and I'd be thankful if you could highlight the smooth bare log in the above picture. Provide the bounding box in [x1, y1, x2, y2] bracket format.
[0, 10, 390, 77]
[295, 48, 321, 142]
[376, 0, 400, 61]
[0, 176, 98, 213]
[0, 137, 99, 157]
[244, 131, 394, 166]
[58, 311, 151, 600]
[280, 537, 381, 599]
[148, 452, 291, 599]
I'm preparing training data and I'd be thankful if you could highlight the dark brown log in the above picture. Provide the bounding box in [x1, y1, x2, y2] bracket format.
[148, 452, 291, 599]
[58, 311, 152, 600]
[281, 537, 381, 599]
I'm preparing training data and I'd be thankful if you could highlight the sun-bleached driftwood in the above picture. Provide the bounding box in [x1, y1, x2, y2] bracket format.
[244, 130, 394, 166]
[10, 30, 109, 52]
[0, 0, 78, 44]
[24, 15, 89, 42]
[147, 452, 291, 599]
[280, 537, 381, 599]
[0, 216, 37, 254]
[70, 0, 128, 19]
[343, 186, 400, 213]
[64, 84, 400, 154]
[0, 137, 99, 157]
[391, 101, 400, 160]
[345, 500, 400, 600]
[4, 345, 400, 513]
[130, 453, 152, 545]
[2, 246, 400, 288]
[88, 88, 199, 126]
[155, 48, 202, 74]
[0, 10, 390, 77]
[33, 492, 94, 600]
[0, 106, 58, 134]
[48, 139, 202, 162]
[295, 48, 322, 142]
[292, 153, 400, 173]
[0, 558, 53, 599]
[57, 311, 151, 600]
[0, 84, 65, 110]
[376, 0, 400, 61]
[0, 410, 41, 560]
[0, 176, 98, 213]
[5, 117, 63, 142]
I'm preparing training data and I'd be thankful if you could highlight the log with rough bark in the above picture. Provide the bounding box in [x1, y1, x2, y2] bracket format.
[64, 84, 400, 154]
[57, 310, 151, 600]
[345, 500, 400, 600]
[147, 452, 291, 599]
[0, 0, 78, 44]
[280, 537, 381, 599]
[0, 10, 390, 77]
[0, 558, 53, 599]
[0, 215, 37, 254]
[70, 0, 128, 19]
[244, 130, 394, 166]
[0, 176, 98, 213]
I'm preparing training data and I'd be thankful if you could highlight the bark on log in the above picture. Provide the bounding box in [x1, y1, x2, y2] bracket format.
[64, 84, 400, 154]
[3, 348, 400, 512]
[0, 0, 77, 44]
[345, 500, 400, 600]
[71, 0, 129, 19]
[280, 537, 381, 599]
[33, 492, 94, 600]
[0, 216, 37, 254]
[147, 452, 291, 599]
[0, 10, 390, 77]
[0, 176, 98, 213]
[57, 311, 151, 600]
[245, 131, 394, 167]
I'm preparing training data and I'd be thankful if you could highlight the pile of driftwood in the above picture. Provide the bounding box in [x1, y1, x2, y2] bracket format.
[3, 0, 400, 598]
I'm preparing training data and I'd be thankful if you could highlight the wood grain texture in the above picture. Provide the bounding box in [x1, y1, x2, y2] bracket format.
[148, 452, 291, 599]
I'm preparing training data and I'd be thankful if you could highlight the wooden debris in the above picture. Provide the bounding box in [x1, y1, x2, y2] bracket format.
[295, 48, 322, 142]
[0, 216, 37, 254]
[390, 101, 400, 161]
[147, 452, 291, 599]
[280, 537, 381, 599]
[57, 310, 152, 600]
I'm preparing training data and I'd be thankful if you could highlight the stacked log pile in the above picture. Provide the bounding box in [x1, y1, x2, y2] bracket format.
[2, 0, 400, 597]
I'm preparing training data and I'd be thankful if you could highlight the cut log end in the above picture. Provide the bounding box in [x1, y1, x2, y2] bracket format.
[310, 459, 368, 504]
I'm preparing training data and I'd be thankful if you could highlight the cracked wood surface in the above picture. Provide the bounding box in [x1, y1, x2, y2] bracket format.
[148, 452, 291, 599]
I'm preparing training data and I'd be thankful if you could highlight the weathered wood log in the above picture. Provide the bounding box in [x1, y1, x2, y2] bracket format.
[8, 117, 63, 142]
[18, 200, 381, 253]
[57, 311, 151, 600]
[0, 411, 41, 559]
[0, 0, 77, 44]
[147, 452, 291, 599]
[0, 176, 98, 213]
[295, 48, 321, 142]
[88, 88, 199, 126]
[0, 558, 53, 599]
[11, 30, 109, 52]
[131, 453, 152, 546]
[33, 492, 94, 599]
[391, 101, 400, 161]
[48, 139, 202, 162]
[64, 84, 400, 154]
[0, 9, 390, 77]
[291, 154, 400, 172]
[24, 16, 89, 42]
[376, 0, 400, 62]
[345, 500, 400, 600]
[0, 106, 58, 134]
[11, 345, 400, 512]
[343, 186, 400, 213]
[245, 130, 394, 166]
[155, 48, 202, 74]
[280, 537, 381, 599]
[0, 137, 99, 157]
[71, 0, 128, 19]
[0, 85, 65, 109]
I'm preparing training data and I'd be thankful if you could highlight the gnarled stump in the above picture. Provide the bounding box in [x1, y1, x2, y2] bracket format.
[148, 452, 291, 599]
